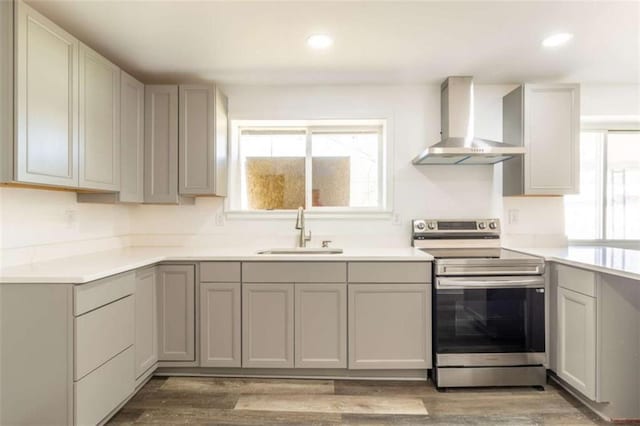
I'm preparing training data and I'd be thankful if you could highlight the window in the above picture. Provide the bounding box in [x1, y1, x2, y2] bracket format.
[229, 120, 387, 213]
[565, 130, 640, 240]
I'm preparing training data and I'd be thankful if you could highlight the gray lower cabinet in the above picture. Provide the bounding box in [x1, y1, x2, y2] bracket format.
[200, 282, 241, 367]
[557, 285, 597, 400]
[157, 264, 196, 361]
[144, 85, 180, 203]
[348, 283, 431, 369]
[242, 283, 294, 368]
[135, 266, 158, 378]
[78, 42, 120, 191]
[294, 283, 347, 368]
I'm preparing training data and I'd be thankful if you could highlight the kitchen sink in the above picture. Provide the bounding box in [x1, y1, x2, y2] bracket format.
[257, 248, 343, 255]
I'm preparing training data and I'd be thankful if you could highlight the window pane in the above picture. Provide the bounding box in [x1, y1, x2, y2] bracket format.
[240, 131, 306, 210]
[564, 132, 603, 240]
[606, 132, 640, 239]
[311, 131, 379, 207]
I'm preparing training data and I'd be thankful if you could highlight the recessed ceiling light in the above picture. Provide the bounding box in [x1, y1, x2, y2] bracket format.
[542, 33, 574, 48]
[307, 34, 333, 50]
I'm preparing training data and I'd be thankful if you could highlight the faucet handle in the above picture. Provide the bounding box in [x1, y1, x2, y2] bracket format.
[305, 230, 312, 242]
[322, 240, 332, 248]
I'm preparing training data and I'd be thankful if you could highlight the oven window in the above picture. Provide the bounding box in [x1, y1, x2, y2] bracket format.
[435, 288, 545, 354]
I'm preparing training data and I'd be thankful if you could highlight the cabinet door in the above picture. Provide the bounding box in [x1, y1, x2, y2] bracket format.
[348, 284, 430, 369]
[557, 286, 596, 399]
[157, 264, 195, 361]
[179, 84, 214, 195]
[119, 71, 144, 202]
[78, 43, 120, 191]
[135, 267, 158, 377]
[242, 283, 294, 368]
[15, 1, 79, 187]
[200, 282, 241, 367]
[144, 85, 179, 203]
[524, 84, 580, 195]
[295, 283, 347, 368]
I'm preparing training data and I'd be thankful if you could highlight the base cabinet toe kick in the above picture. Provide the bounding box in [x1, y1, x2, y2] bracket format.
[0, 260, 434, 425]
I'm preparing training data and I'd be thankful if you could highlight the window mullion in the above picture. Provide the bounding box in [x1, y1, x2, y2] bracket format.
[305, 128, 312, 209]
[601, 131, 608, 240]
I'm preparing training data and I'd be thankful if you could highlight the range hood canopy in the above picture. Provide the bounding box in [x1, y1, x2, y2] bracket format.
[413, 76, 525, 165]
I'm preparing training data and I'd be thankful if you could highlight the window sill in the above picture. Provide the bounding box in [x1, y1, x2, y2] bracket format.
[225, 210, 393, 221]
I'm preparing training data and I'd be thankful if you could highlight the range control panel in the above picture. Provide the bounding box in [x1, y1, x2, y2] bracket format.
[412, 219, 500, 235]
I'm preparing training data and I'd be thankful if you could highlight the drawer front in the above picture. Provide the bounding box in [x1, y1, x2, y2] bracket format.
[75, 295, 134, 380]
[348, 262, 431, 283]
[242, 262, 346, 283]
[200, 262, 241, 282]
[74, 271, 135, 316]
[555, 263, 596, 297]
[75, 346, 134, 426]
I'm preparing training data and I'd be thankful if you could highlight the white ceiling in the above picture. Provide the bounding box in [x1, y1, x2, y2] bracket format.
[27, 0, 640, 85]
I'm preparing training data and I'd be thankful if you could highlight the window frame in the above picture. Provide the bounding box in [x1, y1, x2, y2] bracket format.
[567, 122, 640, 244]
[226, 119, 391, 218]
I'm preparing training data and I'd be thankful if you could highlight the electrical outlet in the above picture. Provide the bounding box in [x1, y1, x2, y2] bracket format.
[65, 209, 77, 229]
[392, 213, 402, 226]
[215, 212, 225, 226]
[508, 209, 519, 225]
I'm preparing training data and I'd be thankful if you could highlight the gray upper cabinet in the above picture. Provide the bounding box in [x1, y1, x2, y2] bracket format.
[13, 1, 79, 188]
[503, 83, 580, 196]
[119, 72, 145, 202]
[144, 85, 180, 203]
[78, 43, 120, 191]
[0, 0, 12, 183]
[179, 84, 228, 196]
[77, 70, 145, 203]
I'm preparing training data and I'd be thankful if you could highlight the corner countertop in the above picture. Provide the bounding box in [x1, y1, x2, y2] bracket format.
[508, 246, 640, 281]
[0, 246, 433, 284]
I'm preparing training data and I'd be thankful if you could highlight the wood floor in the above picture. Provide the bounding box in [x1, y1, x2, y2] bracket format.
[108, 376, 607, 425]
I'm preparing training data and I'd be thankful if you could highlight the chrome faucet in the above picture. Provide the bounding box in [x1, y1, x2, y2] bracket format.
[295, 207, 312, 248]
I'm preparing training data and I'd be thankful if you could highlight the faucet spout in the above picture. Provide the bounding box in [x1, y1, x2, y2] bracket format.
[295, 207, 311, 248]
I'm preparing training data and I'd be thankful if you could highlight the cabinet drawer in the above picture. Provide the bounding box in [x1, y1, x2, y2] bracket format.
[200, 262, 241, 282]
[75, 295, 134, 380]
[74, 271, 135, 316]
[242, 262, 346, 283]
[75, 346, 134, 426]
[556, 263, 596, 297]
[348, 262, 431, 283]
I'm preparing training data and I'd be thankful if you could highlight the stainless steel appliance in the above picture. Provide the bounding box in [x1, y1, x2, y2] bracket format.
[412, 76, 526, 165]
[412, 218, 546, 389]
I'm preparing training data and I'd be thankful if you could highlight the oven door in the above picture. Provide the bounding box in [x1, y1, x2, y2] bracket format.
[434, 276, 545, 363]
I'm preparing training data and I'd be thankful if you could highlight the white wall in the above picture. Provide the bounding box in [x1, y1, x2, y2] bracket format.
[0, 187, 130, 267]
[129, 84, 509, 249]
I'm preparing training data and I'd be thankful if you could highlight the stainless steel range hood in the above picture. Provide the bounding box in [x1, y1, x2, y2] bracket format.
[413, 76, 525, 165]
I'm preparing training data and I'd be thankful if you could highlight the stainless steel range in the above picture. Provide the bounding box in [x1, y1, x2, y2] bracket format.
[412, 218, 546, 389]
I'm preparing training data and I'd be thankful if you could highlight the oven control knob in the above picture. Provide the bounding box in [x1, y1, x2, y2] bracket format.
[415, 221, 426, 230]
[427, 222, 436, 230]
[478, 222, 486, 230]
[489, 222, 497, 230]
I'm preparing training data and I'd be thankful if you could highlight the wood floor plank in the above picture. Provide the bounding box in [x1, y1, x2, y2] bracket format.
[160, 377, 335, 395]
[234, 394, 428, 415]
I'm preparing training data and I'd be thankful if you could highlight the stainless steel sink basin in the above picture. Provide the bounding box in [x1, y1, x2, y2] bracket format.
[257, 248, 343, 255]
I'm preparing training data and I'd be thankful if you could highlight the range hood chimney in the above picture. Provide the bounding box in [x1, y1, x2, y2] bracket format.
[412, 76, 525, 165]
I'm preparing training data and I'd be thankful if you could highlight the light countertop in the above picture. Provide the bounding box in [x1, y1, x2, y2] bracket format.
[0, 247, 433, 284]
[509, 246, 640, 281]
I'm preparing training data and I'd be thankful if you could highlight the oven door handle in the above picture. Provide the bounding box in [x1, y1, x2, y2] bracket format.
[436, 277, 545, 289]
